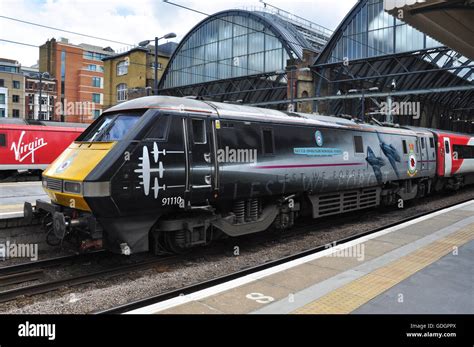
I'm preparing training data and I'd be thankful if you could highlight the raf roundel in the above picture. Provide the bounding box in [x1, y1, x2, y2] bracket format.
[315, 130, 323, 147]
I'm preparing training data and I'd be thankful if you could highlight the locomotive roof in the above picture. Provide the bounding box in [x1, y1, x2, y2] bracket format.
[406, 126, 473, 138]
[106, 96, 419, 136]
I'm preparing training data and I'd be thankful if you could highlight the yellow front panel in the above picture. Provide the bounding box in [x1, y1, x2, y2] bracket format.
[43, 142, 116, 181]
[44, 189, 92, 212]
[43, 141, 116, 211]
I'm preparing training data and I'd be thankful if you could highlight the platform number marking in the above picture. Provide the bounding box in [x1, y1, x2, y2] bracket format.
[246, 293, 274, 304]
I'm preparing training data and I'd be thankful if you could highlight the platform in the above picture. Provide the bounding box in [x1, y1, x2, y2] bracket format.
[129, 200, 474, 314]
[0, 182, 48, 219]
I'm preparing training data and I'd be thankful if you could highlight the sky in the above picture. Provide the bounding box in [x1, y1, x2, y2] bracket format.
[0, 0, 357, 67]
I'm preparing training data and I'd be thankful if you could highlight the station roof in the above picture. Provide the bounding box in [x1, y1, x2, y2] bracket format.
[384, 0, 474, 60]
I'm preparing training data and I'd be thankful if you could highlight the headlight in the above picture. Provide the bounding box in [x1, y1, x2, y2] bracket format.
[83, 182, 110, 197]
[63, 181, 82, 194]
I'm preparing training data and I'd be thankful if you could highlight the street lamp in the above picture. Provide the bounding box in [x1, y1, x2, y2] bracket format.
[37, 72, 50, 120]
[139, 32, 177, 95]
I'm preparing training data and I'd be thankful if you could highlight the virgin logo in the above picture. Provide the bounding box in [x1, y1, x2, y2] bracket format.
[10, 131, 48, 163]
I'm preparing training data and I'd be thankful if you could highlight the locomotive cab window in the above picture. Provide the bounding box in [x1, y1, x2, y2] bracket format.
[79, 112, 143, 142]
[353, 136, 364, 154]
[145, 115, 170, 141]
[402, 140, 407, 154]
[0, 133, 5, 147]
[262, 128, 274, 155]
[191, 118, 206, 144]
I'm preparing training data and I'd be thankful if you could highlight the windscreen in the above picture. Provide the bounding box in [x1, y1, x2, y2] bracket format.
[78, 112, 142, 142]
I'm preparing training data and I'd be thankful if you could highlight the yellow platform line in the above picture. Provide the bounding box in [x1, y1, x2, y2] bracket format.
[293, 225, 474, 314]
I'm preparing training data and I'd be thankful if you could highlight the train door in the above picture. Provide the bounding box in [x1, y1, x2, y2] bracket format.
[420, 136, 429, 171]
[186, 116, 214, 204]
[443, 137, 452, 177]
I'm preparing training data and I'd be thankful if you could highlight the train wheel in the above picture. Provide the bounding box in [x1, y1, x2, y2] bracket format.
[164, 231, 189, 255]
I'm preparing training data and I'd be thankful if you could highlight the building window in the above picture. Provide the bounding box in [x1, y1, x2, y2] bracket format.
[13, 80, 20, 89]
[92, 93, 101, 103]
[61, 50, 66, 80]
[84, 51, 94, 60]
[84, 51, 108, 61]
[0, 65, 19, 73]
[0, 109, 5, 117]
[93, 109, 101, 119]
[12, 95, 19, 103]
[0, 94, 5, 105]
[152, 62, 163, 70]
[116, 60, 129, 76]
[92, 77, 101, 87]
[116, 83, 128, 102]
[87, 64, 97, 71]
[0, 79, 4, 87]
[12, 109, 20, 118]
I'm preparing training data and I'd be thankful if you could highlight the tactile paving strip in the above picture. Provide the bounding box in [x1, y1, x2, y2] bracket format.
[293, 225, 474, 314]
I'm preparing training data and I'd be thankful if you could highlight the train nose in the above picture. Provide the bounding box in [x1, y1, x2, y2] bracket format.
[41, 142, 115, 211]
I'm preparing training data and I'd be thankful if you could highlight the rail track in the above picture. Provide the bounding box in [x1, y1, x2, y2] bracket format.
[0, 252, 179, 304]
[96, 198, 473, 314]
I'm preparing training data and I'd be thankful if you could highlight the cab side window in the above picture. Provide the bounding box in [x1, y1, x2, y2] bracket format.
[192, 118, 207, 144]
[0, 133, 5, 147]
[145, 115, 170, 141]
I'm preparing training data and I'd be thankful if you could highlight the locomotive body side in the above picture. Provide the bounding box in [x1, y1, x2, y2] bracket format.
[27, 96, 463, 255]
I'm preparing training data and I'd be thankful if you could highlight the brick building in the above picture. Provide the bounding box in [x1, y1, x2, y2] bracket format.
[39, 38, 114, 123]
[0, 58, 25, 118]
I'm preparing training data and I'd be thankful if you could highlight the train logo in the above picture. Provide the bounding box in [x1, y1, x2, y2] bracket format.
[315, 130, 323, 147]
[134, 142, 184, 199]
[55, 152, 79, 174]
[407, 143, 418, 177]
[10, 131, 48, 163]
